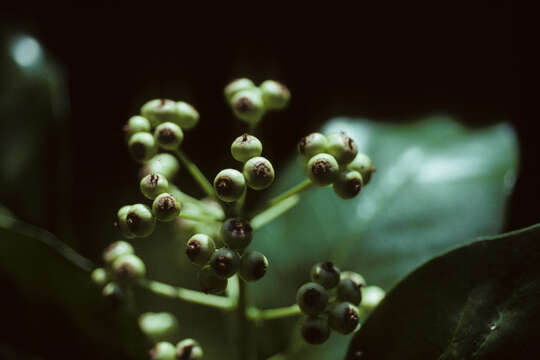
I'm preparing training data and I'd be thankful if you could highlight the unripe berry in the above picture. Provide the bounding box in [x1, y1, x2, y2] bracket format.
[306, 153, 340, 186]
[139, 312, 179, 343]
[128, 132, 158, 162]
[149, 342, 176, 360]
[126, 204, 156, 238]
[231, 133, 263, 162]
[152, 193, 182, 222]
[361, 285, 385, 312]
[125, 115, 151, 136]
[198, 265, 228, 294]
[224, 78, 256, 102]
[154, 122, 184, 150]
[298, 133, 328, 159]
[176, 338, 203, 359]
[220, 218, 253, 249]
[243, 156, 275, 190]
[296, 282, 329, 316]
[103, 240, 135, 265]
[310, 261, 341, 289]
[116, 205, 136, 239]
[141, 99, 178, 127]
[91, 267, 109, 287]
[326, 132, 358, 165]
[112, 254, 146, 280]
[143, 153, 180, 180]
[328, 302, 360, 334]
[210, 248, 240, 279]
[175, 101, 200, 129]
[140, 173, 169, 200]
[213, 169, 246, 202]
[333, 170, 363, 199]
[301, 316, 331, 345]
[259, 80, 290, 110]
[186, 234, 216, 266]
[239, 251, 268, 282]
[347, 153, 375, 185]
[230, 89, 265, 125]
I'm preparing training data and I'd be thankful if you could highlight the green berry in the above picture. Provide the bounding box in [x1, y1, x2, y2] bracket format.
[326, 132, 358, 165]
[306, 153, 340, 186]
[243, 156, 275, 190]
[361, 285, 385, 312]
[213, 169, 246, 202]
[301, 316, 331, 345]
[116, 205, 136, 239]
[230, 89, 265, 125]
[154, 122, 184, 150]
[310, 261, 341, 289]
[112, 254, 146, 280]
[231, 133, 263, 162]
[210, 248, 240, 279]
[103, 240, 135, 265]
[341, 271, 366, 287]
[220, 218, 253, 249]
[239, 251, 268, 282]
[139, 312, 179, 343]
[224, 78, 256, 102]
[126, 204, 156, 238]
[143, 153, 180, 180]
[175, 101, 200, 129]
[198, 265, 228, 294]
[333, 170, 363, 199]
[176, 338, 203, 359]
[102, 282, 124, 304]
[149, 342, 176, 360]
[128, 132, 158, 162]
[140, 173, 169, 200]
[298, 132, 328, 159]
[152, 193, 182, 222]
[186, 234, 216, 266]
[328, 302, 360, 334]
[125, 115, 151, 136]
[296, 282, 329, 316]
[259, 80, 290, 110]
[347, 153, 375, 185]
[141, 99, 179, 127]
[91, 267, 109, 287]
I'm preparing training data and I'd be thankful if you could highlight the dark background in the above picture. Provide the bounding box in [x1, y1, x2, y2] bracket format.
[0, 4, 524, 359]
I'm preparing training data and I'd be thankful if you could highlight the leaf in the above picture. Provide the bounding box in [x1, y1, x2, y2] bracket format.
[346, 223, 540, 360]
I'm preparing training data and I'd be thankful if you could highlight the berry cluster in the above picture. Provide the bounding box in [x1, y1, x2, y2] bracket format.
[149, 339, 203, 360]
[299, 132, 375, 199]
[296, 262, 366, 345]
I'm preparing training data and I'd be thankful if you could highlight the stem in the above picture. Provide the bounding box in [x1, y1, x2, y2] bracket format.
[178, 213, 222, 224]
[250, 195, 300, 230]
[247, 304, 301, 322]
[238, 279, 256, 360]
[137, 277, 239, 311]
[174, 149, 215, 198]
[251, 179, 312, 219]
[235, 189, 247, 217]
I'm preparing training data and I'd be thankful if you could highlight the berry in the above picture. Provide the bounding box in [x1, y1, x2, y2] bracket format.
[310, 261, 341, 289]
[210, 248, 240, 279]
[361, 285, 385, 311]
[231, 133, 263, 162]
[213, 169, 246, 202]
[143, 153, 180, 180]
[149, 342, 176, 360]
[125, 115, 151, 136]
[139, 312, 179, 343]
[141, 99, 179, 127]
[298, 133, 328, 159]
[347, 153, 375, 185]
[175, 101, 200, 129]
[198, 265, 228, 294]
[259, 80, 290, 110]
[140, 173, 169, 200]
[333, 170, 363, 199]
[337, 271, 365, 305]
[340, 271, 366, 287]
[126, 204, 156, 238]
[176, 338, 203, 359]
[239, 251, 268, 282]
[306, 153, 340, 186]
[243, 156, 275, 190]
[91, 267, 109, 287]
[301, 316, 331, 345]
[103, 240, 135, 264]
[220, 218, 253, 249]
[112, 254, 146, 280]
[296, 282, 329, 316]
[328, 302, 360, 334]
[186, 234, 216, 266]
[116, 205, 136, 239]
[326, 132, 358, 165]
[230, 89, 265, 125]
[128, 132, 157, 162]
[152, 193, 182, 222]
[102, 282, 124, 304]
[224, 78, 256, 102]
[154, 122, 184, 150]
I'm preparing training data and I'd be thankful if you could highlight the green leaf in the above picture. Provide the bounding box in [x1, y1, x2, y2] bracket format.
[346, 223, 540, 360]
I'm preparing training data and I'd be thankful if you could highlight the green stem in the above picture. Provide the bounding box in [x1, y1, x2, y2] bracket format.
[174, 149, 215, 198]
[247, 304, 301, 322]
[251, 179, 312, 219]
[178, 213, 222, 224]
[250, 195, 300, 230]
[238, 279, 256, 360]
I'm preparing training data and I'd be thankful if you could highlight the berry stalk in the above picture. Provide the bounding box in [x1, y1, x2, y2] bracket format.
[173, 149, 215, 198]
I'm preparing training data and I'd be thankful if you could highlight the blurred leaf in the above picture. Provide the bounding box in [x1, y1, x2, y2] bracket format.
[346, 223, 540, 360]
[253, 116, 518, 358]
